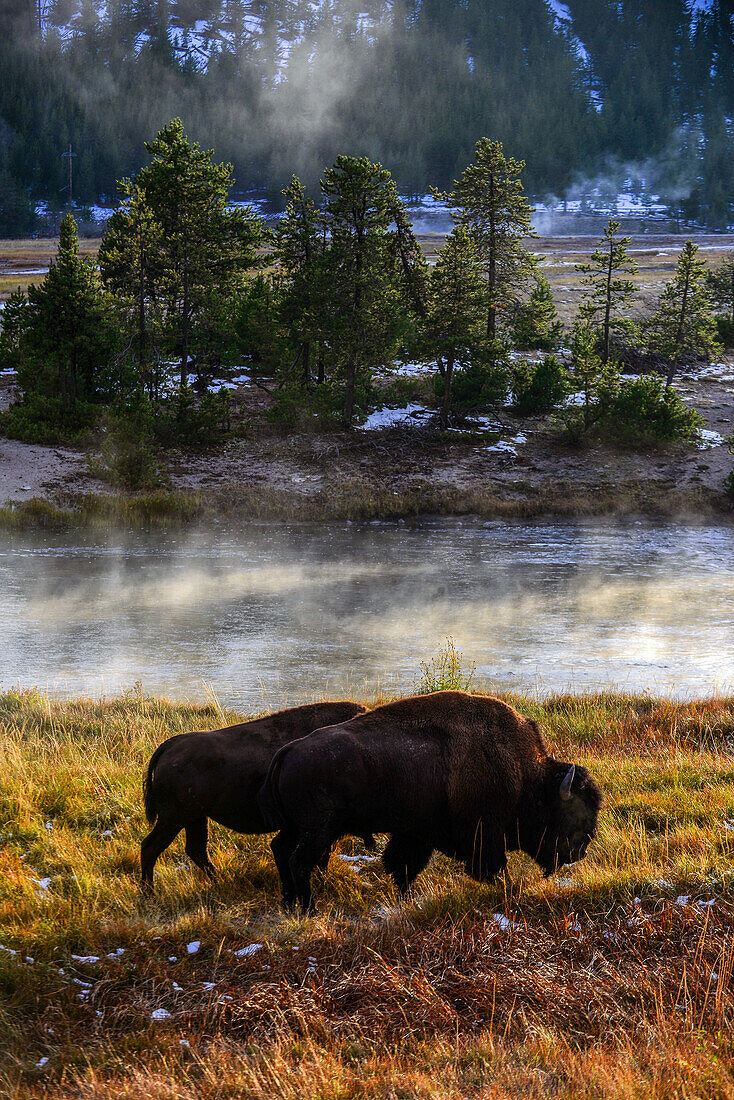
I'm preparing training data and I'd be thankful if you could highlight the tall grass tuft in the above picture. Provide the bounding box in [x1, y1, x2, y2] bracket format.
[417, 637, 476, 693]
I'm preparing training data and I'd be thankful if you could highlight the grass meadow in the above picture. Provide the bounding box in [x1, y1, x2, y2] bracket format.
[1, 686, 734, 1098]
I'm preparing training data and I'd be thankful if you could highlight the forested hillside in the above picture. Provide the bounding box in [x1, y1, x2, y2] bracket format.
[1, 0, 733, 233]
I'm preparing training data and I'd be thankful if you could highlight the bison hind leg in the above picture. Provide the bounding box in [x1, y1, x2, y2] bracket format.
[271, 829, 298, 909]
[140, 815, 183, 895]
[289, 831, 331, 914]
[185, 818, 216, 882]
[383, 834, 434, 896]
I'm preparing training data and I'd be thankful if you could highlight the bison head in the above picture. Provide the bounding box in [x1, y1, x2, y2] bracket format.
[535, 763, 602, 876]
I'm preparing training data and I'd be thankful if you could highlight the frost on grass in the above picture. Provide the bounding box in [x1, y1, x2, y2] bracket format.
[150, 1008, 172, 1021]
[71, 954, 99, 964]
[234, 943, 263, 958]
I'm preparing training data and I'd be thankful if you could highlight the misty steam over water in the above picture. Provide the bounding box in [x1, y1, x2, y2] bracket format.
[2, 518, 733, 706]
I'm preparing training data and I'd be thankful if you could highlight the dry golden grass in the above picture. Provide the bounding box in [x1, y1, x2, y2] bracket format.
[1, 686, 734, 1097]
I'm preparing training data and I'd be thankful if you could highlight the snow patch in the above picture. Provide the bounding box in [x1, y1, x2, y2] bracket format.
[359, 403, 432, 430]
[492, 912, 522, 932]
[486, 433, 527, 455]
[234, 943, 263, 957]
[697, 429, 724, 449]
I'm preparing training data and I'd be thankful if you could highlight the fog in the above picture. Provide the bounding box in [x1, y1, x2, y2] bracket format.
[2, 518, 733, 708]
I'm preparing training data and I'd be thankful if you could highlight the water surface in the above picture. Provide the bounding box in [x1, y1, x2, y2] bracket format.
[1, 518, 732, 706]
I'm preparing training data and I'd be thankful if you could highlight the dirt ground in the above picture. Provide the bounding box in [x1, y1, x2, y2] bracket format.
[0, 233, 733, 517]
[1, 358, 731, 516]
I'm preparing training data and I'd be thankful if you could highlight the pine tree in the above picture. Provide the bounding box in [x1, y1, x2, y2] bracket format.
[558, 320, 619, 444]
[706, 253, 734, 325]
[648, 240, 722, 389]
[576, 219, 638, 362]
[426, 227, 485, 428]
[320, 155, 409, 425]
[112, 119, 264, 391]
[98, 182, 163, 387]
[273, 175, 325, 387]
[436, 138, 536, 340]
[24, 213, 116, 408]
[512, 274, 563, 351]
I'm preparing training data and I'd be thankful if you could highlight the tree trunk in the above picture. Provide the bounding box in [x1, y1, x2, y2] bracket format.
[343, 359, 356, 426]
[138, 239, 147, 381]
[302, 340, 311, 387]
[317, 344, 325, 384]
[180, 267, 190, 392]
[344, 201, 365, 427]
[487, 173, 496, 339]
[666, 261, 691, 391]
[440, 355, 454, 429]
[602, 241, 613, 362]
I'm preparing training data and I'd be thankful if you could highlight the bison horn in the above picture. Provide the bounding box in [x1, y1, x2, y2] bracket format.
[559, 765, 575, 801]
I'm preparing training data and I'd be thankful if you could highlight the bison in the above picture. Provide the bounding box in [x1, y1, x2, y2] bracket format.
[259, 691, 601, 911]
[140, 699, 368, 893]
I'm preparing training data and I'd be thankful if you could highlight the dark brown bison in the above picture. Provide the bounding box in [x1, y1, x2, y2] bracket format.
[140, 700, 368, 893]
[259, 691, 601, 911]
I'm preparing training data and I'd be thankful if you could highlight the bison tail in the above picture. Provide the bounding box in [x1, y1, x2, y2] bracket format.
[143, 742, 168, 826]
[258, 746, 290, 831]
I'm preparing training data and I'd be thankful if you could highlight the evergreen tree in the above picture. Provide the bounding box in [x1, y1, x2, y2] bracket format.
[558, 319, 619, 444]
[22, 213, 116, 408]
[707, 253, 734, 325]
[273, 175, 325, 387]
[647, 241, 722, 389]
[106, 119, 264, 391]
[576, 219, 638, 362]
[426, 226, 485, 429]
[98, 182, 163, 387]
[437, 138, 536, 340]
[320, 155, 409, 425]
[512, 274, 563, 351]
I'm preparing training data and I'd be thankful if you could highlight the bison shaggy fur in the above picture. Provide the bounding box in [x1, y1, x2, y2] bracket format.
[140, 699, 367, 893]
[259, 691, 601, 911]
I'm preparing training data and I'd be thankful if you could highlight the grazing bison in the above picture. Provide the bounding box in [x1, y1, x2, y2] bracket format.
[259, 691, 601, 911]
[140, 700, 368, 893]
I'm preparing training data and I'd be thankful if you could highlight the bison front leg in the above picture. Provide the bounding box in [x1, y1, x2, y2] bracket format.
[383, 834, 434, 896]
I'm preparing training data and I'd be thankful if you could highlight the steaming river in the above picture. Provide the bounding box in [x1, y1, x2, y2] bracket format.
[1, 518, 733, 705]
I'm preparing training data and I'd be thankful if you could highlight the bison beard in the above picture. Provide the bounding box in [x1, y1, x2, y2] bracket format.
[259, 691, 601, 912]
[140, 700, 368, 894]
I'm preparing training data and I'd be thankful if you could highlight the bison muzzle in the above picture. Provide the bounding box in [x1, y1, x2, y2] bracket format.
[259, 691, 601, 911]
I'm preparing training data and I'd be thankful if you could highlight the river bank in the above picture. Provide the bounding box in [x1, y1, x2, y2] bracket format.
[2, 361, 733, 526]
